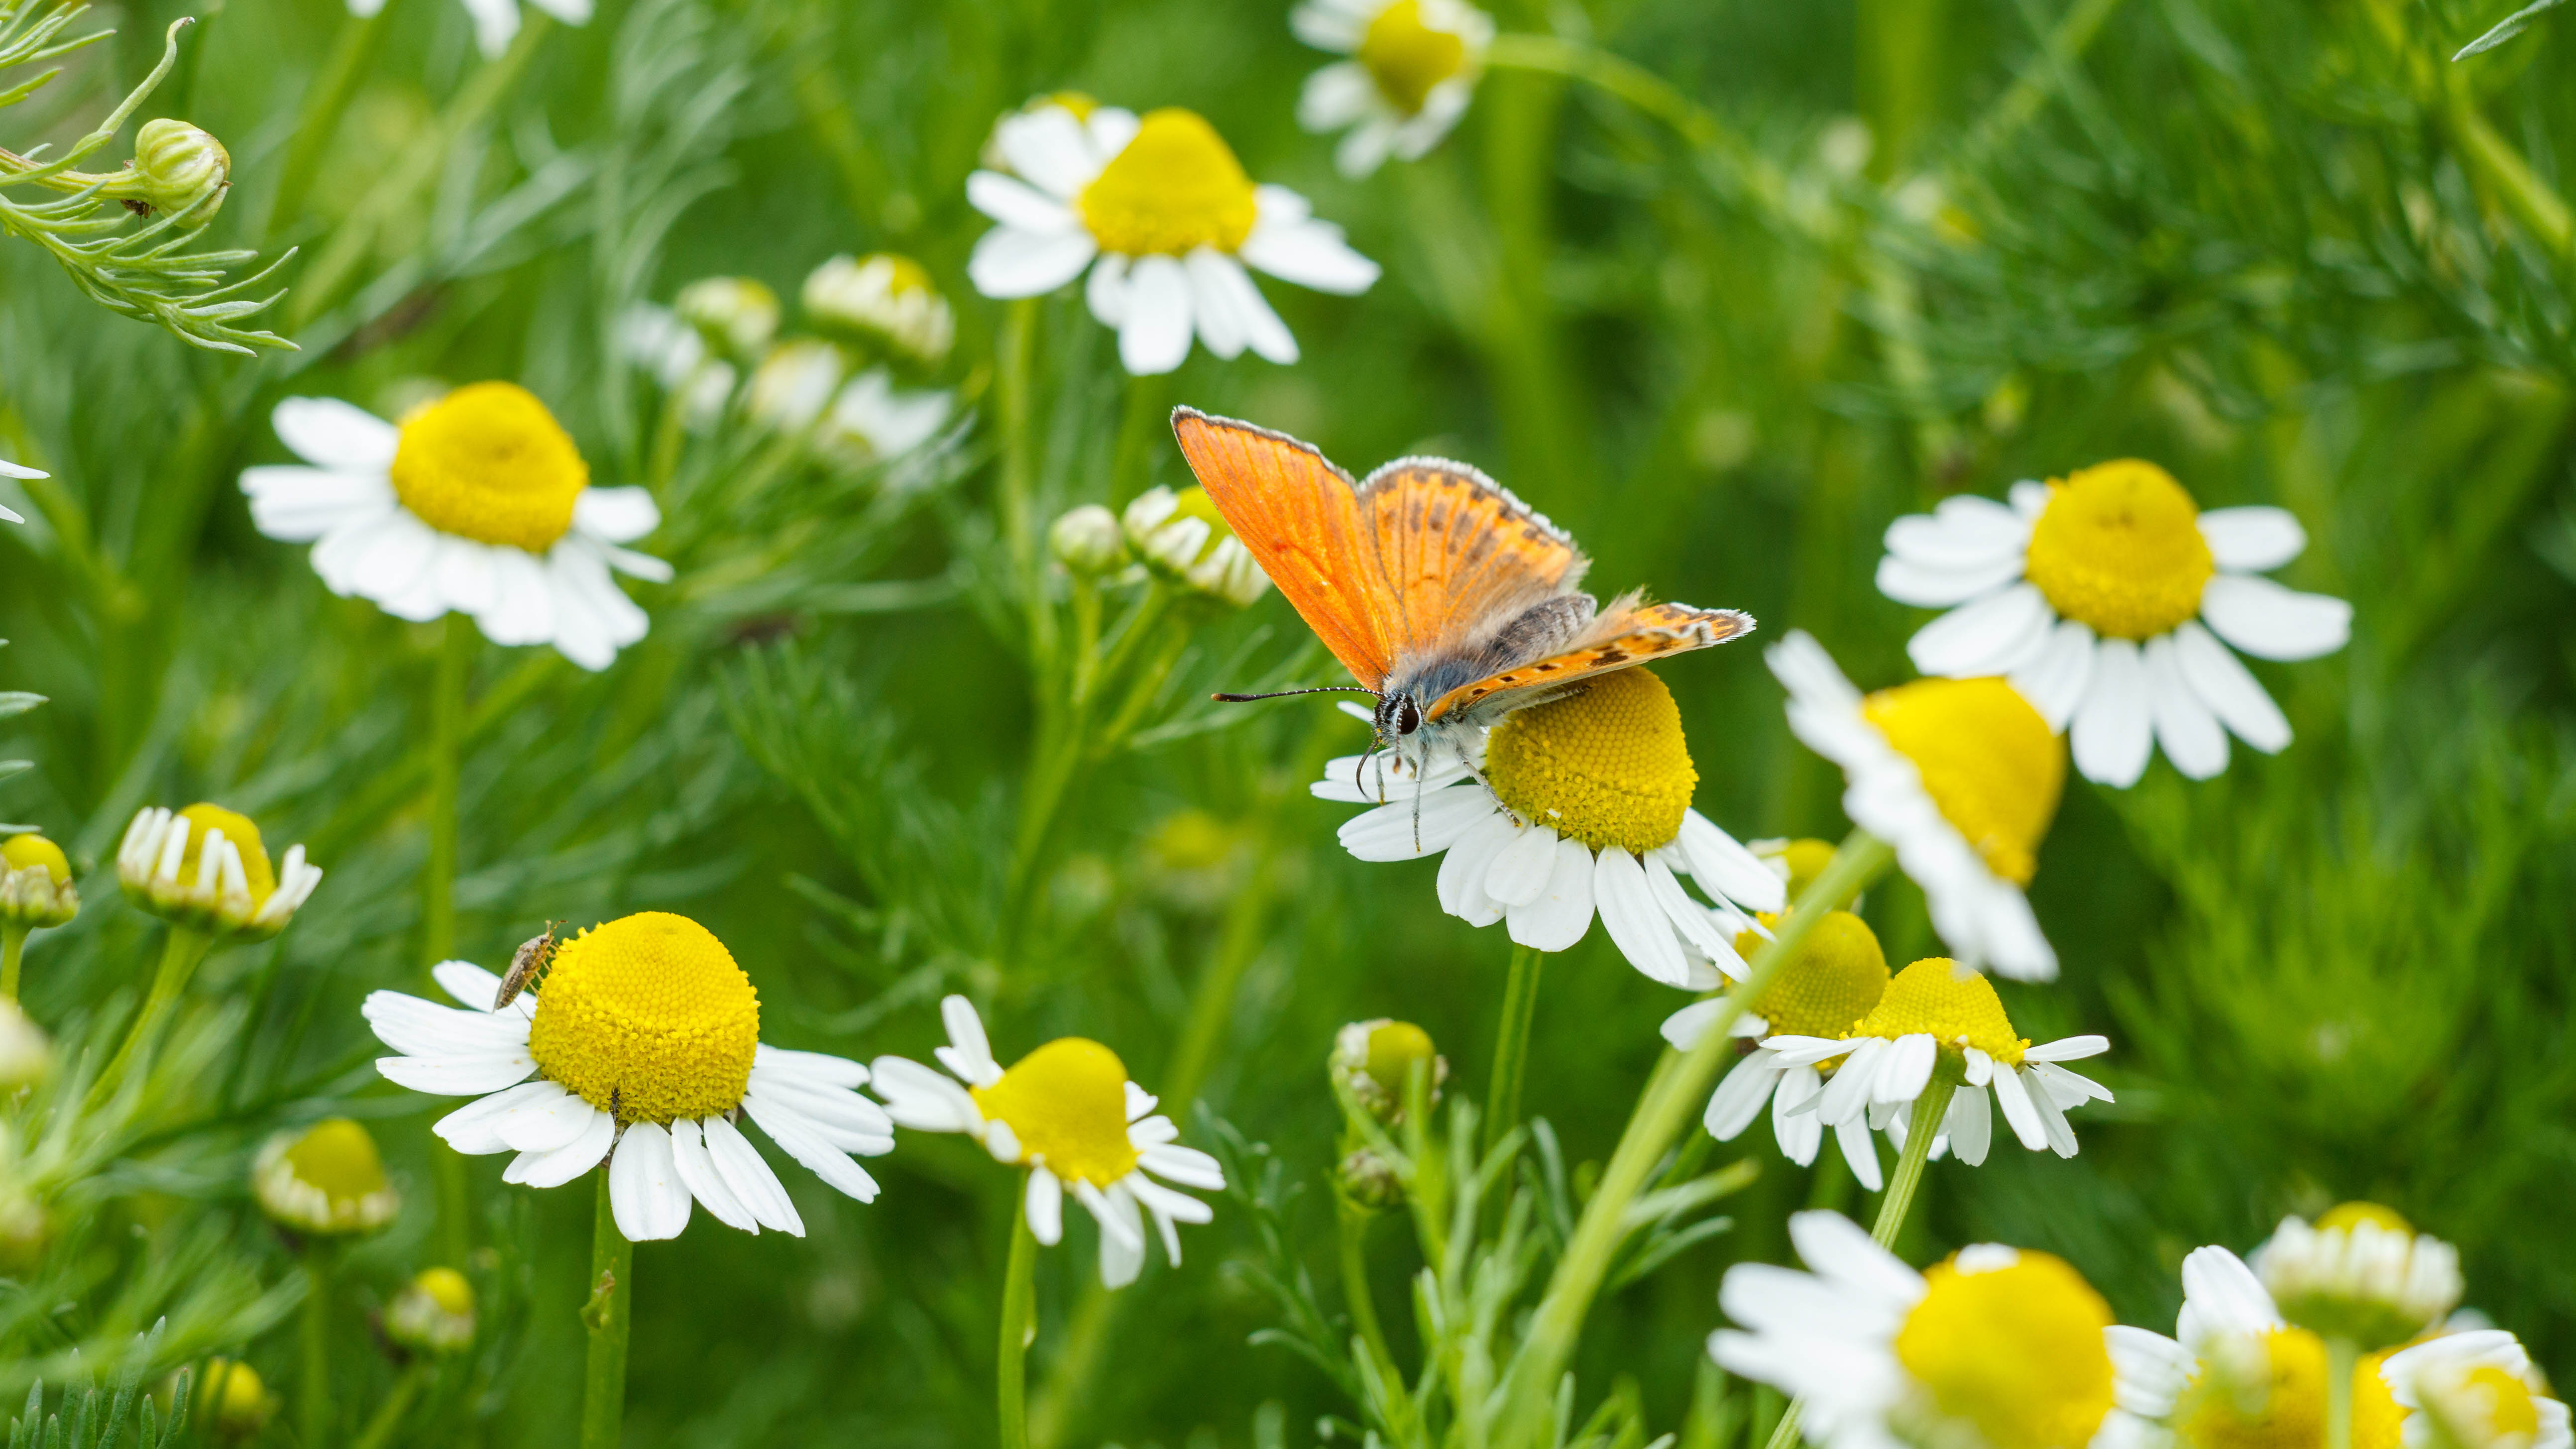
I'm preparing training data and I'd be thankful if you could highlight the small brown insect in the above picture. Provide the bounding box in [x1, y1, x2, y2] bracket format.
[492, 919, 565, 1011]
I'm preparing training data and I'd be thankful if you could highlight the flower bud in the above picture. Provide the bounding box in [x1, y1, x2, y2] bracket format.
[117, 804, 322, 942]
[195, 1358, 277, 1441]
[386, 1266, 477, 1355]
[2253, 1203, 2461, 1350]
[803, 253, 956, 370]
[821, 369, 951, 468]
[0, 1183, 46, 1274]
[743, 339, 850, 433]
[675, 277, 782, 361]
[1331, 1019, 1445, 1124]
[1122, 486, 1271, 607]
[253, 1117, 399, 1237]
[0, 1001, 54, 1091]
[0, 833, 76, 929]
[1750, 837, 1844, 908]
[1049, 504, 1128, 576]
[125, 119, 229, 226]
[1336, 1145, 1405, 1210]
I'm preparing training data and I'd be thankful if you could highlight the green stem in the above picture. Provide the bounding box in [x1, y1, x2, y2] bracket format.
[579, 1170, 634, 1449]
[301, 1251, 334, 1449]
[2327, 1335, 2358, 1449]
[1499, 832, 1894, 1449]
[87, 927, 214, 1109]
[1484, 944, 1544, 1151]
[1338, 1203, 1397, 1374]
[1106, 372, 1171, 509]
[998, 1192, 1039, 1449]
[348, 1362, 427, 1449]
[998, 297, 1045, 616]
[1870, 1062, 1956, 1248]
[426, 612, 475, 1269]
[264, 0, 398, 239]
[1482, 33, 1787, 221]
[0, 924, 22, 1001]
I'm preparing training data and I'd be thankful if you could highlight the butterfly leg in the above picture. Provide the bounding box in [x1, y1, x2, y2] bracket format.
[1448, 733, 1520, 825]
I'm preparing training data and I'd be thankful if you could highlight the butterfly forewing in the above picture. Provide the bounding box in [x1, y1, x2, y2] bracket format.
[1422, 602, 1756, 723]
[1355, 459, 1586, 667]
[1172, 408, 1402, 688]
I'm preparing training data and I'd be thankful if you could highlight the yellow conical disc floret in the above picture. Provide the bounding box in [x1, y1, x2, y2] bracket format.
[2181, 1329, 2328, 1449]
[390, 382, 590, 553]
[1857, 958, 2029, 1064]
[1486, 668, 1697, 855]
[526, 911, 760, 1123]
[254, 1116, 399, 1234]
[179, 804, 275, 904]
[1360, 0, 1469, 113]
[1893, 1250, 2118, 1449]
[1861, 678, 2062, 886]
[972, 1037, 1142, 1187]
[1, 835, 68, 884]
[2317, 1202, 2413, 1235]
[2022, 460, 2214, 640]
[1078, 109, 1260, 257]
[1731, 910, 1889, 1040]
[2356, 1348, 2406, 1449]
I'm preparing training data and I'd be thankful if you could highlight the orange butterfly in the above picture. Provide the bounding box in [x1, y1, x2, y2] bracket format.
[1172, 407, 1755, 793]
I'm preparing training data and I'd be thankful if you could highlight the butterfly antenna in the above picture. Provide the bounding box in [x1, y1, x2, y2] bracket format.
[1212, 686, 1382, 703]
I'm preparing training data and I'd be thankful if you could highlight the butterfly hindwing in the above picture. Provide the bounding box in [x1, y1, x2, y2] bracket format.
[1422, 602, 1756, 723]
[1172, 408, 1402, 688]
[1354, 458, 1585, 668]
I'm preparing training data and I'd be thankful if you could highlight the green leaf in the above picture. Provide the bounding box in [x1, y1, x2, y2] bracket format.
[2454, 0, 2568, 58]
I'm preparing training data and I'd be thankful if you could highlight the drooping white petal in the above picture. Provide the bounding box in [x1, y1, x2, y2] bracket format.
[1136, 1142, 1225, 1191]
[1702, 1050, 1782, 1139]
[2008, 620, 2097, 732]
[272, 397, 400, 471]
[966, 171, 1079, 232]
[1505, 836, 1596, 952]
[510, 1106, 616, 1189]
[1337, 784, 1492, 861]
[2071, 637, 2154, 787]
[1236, 210, 1380, 294]
[433, 1080, 566, 1155]
[701, 1114, 805, 1235]
[572, 486, 661, 545]
[1675, 812, 1787, 913]
[1025, 1165, 1065, 1244]
[2197, 506, 2305, 572]
[2143, 634, 2229, 780]
[743, 1092, 884, 1202]
[968, 225, 1099, 300]
[1116, 255, 1195, 375]
[1988, 1063, 2047, 1151]
[668, 1117, 760, 1233]
[1834, 1117, 1883, 1191]
[1438, 811, 1518, 926]
[2199, 574, 2352, 661]
[1946, 1081, 1992, 1166]
[1594, 847, 1687, 986]
[2171, 621, 2291, 753]
[493, 1083, 607, 1154]
[609, 1122, 693, 1241]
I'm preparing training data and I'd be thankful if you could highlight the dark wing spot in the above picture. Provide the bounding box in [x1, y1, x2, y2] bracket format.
[1536, 663, 1559, 672]
[1594, 650, 1629, 665]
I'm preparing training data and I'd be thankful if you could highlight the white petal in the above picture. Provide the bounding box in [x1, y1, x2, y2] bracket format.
[2071, 637, 2154, 787]
[1947, 1081, 1992, 1165]
[2143, 634, 2229, 780]
[2023, 1034, 2110, 1062]
[2171, 622, 2291, 753]
[1701, 1050, 1781, 1139]
[1906, 582, 2054, 677]
[669, 1118, 759, 1233]
[1026, 1166, 1065, 1244]
[1676, 812, 1787, 912]
[1482, 822, 1560, 906]
[1085, 108, 1140, 159]
[1237, 212, 1380, 294]
[272, 397, 399, 471]
[1989, 1064, 2047, 1151]
[432, 1080, 565, 1154]
[966, 171, 1079, 232]
[868, 1056, 985, 1133]
[938, 994, 1002, 1087]
[1298, 61, 1376, 129]
[240, 466, 394, 542]
[1337, 784, 1492, 861]
[1595, 848, 1688, 986]
[459, 0, 520, 56]
[1437, 812, 1518, 925]
[702, 1114, 804, 1235]
[2198, 507, 2305, 571]
[1085, 251, 1129, 328]
[1505, 836, 1596, 952]
[743, 1092, 883, 1202]
[2008, 620, 2097, 732]
[1786, 1210, 1924, 1309]
[1873, 1035, 1935, 1104]
[1834, 1118, 1883, 1191]
[1117, 255, 1195, 375]
[376, 1051, 538, 1095]
[994, 106, 1100, 196]
[2177, 1246, 2280, 1344]
[1136, 1142, 1225, 1191]
[493, 1084, 606, 1153]
[1885, 496, 2031, 565]
[1770, 1063, 1823, 1162]
[573, 486, 660, 544]
[432, 959, 511, 1011]
[610, 1123, 692, 1241]
[1876, 553, 2027, 608]
[754, 1044, 870, 1090]
[513, 1105, 616, 1189]
[1814, 1037, 1888, 1125]
[1187, 247, 1297, 364]
[968, 225, 1098, 299]
[2199, 575, 2352, 661]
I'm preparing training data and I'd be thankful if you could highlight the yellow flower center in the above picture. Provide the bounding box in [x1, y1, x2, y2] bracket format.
[414, 1266, 474, 1317]
[525, 912, 761, 1123]
[2184, 1330, 2327, 1449]
[1077, 109, 1260, 257]
[389, 382, 589, 553]
[1486, 667, 1697, 855]
[1359, 0, 1469, 114]
[1361, 1020, 1439, 1098]
[199, 1358, 273, 1433]
[2022, 460, 2215, 640]
[2454, 1367, 2546, 1442]
[2318, 1202, 2413, 1235]
[1856, 958, 2029, 1065]
[2357, 1349, 2406, 1449]
[178, 803, 275, 904]
[1, 834, 68, 884]
[282, 1117, 392, 1206]
[971, 1037, 1142, 1188]
[1861, 678, 2061, 887]
[1732, 910, 1889, 1040]
[1893, 1251, 2118, 1449]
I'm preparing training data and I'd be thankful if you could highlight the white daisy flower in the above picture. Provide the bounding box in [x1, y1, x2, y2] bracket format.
[803, 252, 956, 370]
[870, 995, 1223, 1288]
[117, 804, 323, 942]
[349, 0, 589, 60]
[1662, 908, 1892, 1190]
[965, 99, 1380, 374]
[1877, 460, 2351, 787]
[1761, 957, 2111, 1167]
[1770, 630, 2063, 980]
[1292, 0, 1493, 176]
[2383, 1331, 2574, 1449]
[0, 457, 37, 524]
[1713, 1209, 2149, 1449]
[674, 276, 782, 361]
[362, 911, 893, 1242]
[2252, 1204, 2463, 1350]
[242, 384, 672, 671]
[1317, 668, 1787, 985]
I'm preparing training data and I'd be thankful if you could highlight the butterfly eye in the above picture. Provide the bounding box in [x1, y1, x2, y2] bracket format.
[1393, 698, 1422, 735]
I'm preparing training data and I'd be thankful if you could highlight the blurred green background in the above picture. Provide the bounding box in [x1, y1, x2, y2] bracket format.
[1, 0, 2573, 1441]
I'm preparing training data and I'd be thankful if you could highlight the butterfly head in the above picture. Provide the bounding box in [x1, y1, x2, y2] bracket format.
[1372, 692, 1423, 749]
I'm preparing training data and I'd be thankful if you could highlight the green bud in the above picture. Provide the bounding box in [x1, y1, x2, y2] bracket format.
[1049, 504, 1128, 576]
[675, 277, 782, 361]
[124, 119, 230, 227]
[1331, 1018, 1445, 1124]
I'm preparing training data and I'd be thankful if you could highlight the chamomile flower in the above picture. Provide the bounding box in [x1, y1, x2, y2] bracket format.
[1124, 485, 1271, 607]
[1662, 910, 1892, 1189]
[242, 385, 672, 671]
[252, 1117, 399, 1236]
[1765, 957, 2112, 1165]
[966, 99, 1380, 374]
[2382, 1332, 2572, 1449]
[0, 833, 77, 930]
[0, 457, 37, 524]
[870, 995, 1223, 1289]
[1713, 1209, 2147, 1449]
[117, 805, 323, 942]
[386, 1267, 478, 1356]
[1878, 461, 2351, 787]
[1316, 668, 1788, 983]
[1293, 0, 1494, 176]
[1771, 631, 2063, 979]
[362, 911, 893, 1242]
[2253, 1204, 2463, 1349]
[804, 252, 956, 369]
[356, 0, 590, 61]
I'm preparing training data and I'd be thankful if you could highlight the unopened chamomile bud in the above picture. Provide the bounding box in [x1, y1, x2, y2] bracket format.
[386, 1266, 477, 1354]
[253, 1117, 399, 1237]
[1331, 1018, 1445, 1124]
[1336, 1145, 1405, 1210]
[1122, 486, 1272, 608]
[0, 833, 78, 929]
[194, 1358, 277, 1441]
[1049, 504, 1128, 576]
[675, 277, 782, 361]
[803, 253, 955, 370]
[125, 119, 229, 226]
